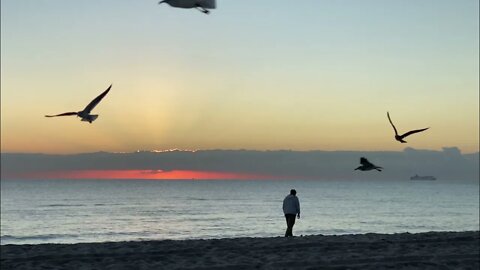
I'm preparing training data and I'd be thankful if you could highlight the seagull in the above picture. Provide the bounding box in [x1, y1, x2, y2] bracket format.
[387, 112, 429, 143]
[45, 84, 112, 124]
[158, 0, 216, 14]
[355, 157, 383, 172]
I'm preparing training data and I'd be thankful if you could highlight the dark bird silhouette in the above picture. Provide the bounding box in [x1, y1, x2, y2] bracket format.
[45, 84, 112, 123]
[387, 112, 429, 143]
[355, 157, 383, 172]
[159, 0, 216, 14]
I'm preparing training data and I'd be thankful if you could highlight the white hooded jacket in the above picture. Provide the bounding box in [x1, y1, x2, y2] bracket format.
[282, 194, 300, 215]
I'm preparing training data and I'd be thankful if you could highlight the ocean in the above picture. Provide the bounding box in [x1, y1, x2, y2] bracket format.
[1, 179, 478, 245]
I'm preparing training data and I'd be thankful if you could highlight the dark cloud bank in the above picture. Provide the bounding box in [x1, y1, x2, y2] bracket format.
[1, 147, 478, 181]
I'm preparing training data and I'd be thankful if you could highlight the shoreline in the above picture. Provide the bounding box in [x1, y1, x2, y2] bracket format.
[1, 231, 478, 269]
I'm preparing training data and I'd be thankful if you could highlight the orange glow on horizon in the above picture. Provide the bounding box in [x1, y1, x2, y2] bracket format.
[14, 170, 278, 180]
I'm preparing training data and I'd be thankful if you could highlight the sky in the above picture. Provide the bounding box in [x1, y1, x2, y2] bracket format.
[1, 0, 479, 154]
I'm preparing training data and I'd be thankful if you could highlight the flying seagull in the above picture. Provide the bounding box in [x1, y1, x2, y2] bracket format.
[387, 112, 429, 143]
[45, 84, 112, 123]
[355, 157, 383, 172]
[158, 0, 216, 14]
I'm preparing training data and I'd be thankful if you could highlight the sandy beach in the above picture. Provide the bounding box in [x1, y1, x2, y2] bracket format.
[1, 231, 478, 270]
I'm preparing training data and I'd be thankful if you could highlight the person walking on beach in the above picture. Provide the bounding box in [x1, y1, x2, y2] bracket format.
[283, 189, 300, 237]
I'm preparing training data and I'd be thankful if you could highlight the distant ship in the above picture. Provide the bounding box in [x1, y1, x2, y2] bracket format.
[410, 174, 436, 181]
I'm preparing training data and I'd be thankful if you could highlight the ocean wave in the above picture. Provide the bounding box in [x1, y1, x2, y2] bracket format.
[38, 204, 87, 208]
[37, 203, 124, 208]
[1, 231, 156, 245]
[1, 233, 76, 242]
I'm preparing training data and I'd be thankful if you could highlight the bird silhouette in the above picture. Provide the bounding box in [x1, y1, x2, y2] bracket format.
[387, 112, 429, 143]
[158, 0, 215, 14]
[355, 157, 382, 172]
[45, 84, 112, 123]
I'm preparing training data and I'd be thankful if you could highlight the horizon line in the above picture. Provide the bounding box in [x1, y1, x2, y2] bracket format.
[1, 146, 479, 155]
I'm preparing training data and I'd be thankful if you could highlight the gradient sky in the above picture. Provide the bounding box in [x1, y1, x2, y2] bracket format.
[1, 0, 479, 154]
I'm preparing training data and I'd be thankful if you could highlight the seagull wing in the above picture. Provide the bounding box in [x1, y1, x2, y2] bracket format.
[45, 112, 78, 117]
[82, 84, 112, 114]
[360, 157, 373, 166]
[387, 112, 399, 136]
[400, 127, 429, 138]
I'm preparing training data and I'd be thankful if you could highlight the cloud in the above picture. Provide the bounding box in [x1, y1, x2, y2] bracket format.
[140, 169, 165, 174]
[1, 148, 478, 181]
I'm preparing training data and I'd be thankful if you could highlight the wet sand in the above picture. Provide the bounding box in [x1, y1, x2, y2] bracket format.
[1, 231, 478, 270]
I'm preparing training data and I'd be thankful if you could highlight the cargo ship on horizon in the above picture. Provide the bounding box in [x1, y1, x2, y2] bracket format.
[410, 174, 437, 180]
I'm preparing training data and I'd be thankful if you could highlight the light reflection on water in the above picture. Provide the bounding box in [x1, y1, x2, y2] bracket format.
[1, 179, 478, 245]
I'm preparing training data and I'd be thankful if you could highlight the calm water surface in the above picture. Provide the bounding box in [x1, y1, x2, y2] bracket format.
[1, 179, 478, 245]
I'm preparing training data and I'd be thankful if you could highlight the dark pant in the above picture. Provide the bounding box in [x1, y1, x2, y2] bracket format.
[285, 214, 296, 237]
